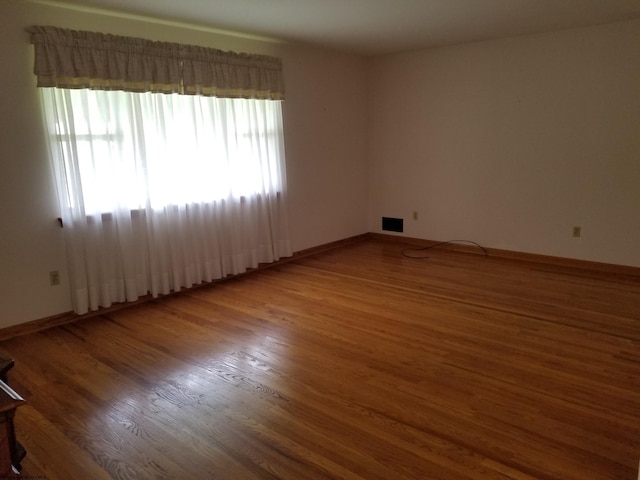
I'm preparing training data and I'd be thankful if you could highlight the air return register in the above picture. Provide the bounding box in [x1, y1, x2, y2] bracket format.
[381, 217, 403, 233]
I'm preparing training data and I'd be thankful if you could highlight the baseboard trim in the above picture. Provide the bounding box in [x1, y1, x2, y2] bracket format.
[2, 232, 636, 341]
[0, 233, 370, 341]
[0, 311, 75, 342]
[370, 232, 640, 278]
[289, 233, 370, 260]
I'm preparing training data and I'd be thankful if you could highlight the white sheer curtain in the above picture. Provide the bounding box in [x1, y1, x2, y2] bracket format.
[42, 88, 291, 314]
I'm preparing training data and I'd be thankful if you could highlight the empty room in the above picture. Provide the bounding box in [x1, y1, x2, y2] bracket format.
[0, 1, 639, 479]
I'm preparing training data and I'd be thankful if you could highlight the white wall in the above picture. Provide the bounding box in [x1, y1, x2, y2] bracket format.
[0, 1, 369, 328]
[369, 20, 640, 267]
[2, 2, 638, 330]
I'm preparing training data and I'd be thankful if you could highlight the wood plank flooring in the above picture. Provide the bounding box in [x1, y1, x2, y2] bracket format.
[1, 238, 639, 480]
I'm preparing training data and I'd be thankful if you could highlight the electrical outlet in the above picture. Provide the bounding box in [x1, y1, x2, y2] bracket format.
[412, 211, 418, 221]
[572, 226, 581, 238]
[49, 270, 60, 286]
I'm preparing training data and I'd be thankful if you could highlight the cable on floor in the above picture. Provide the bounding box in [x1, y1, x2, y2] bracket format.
[401, 240, 488, 259]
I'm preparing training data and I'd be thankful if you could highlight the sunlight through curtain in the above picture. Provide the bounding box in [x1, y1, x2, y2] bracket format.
[31, 27, 291, 314]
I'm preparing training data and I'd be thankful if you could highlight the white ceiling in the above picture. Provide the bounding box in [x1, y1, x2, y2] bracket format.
[44, 0, 640, 55]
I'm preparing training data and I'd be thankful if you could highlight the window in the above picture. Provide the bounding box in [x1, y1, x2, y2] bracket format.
[30, 26, 291, 315]
[43, 88, 285, 213]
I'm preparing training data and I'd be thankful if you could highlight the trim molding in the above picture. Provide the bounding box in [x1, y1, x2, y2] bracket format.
[0, 233, 370, 341]
[2, 232, 637, 341]
[370, 233, 640, 278]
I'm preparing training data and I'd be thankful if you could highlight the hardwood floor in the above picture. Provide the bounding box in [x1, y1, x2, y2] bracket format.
[1, 238, 639, 480]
